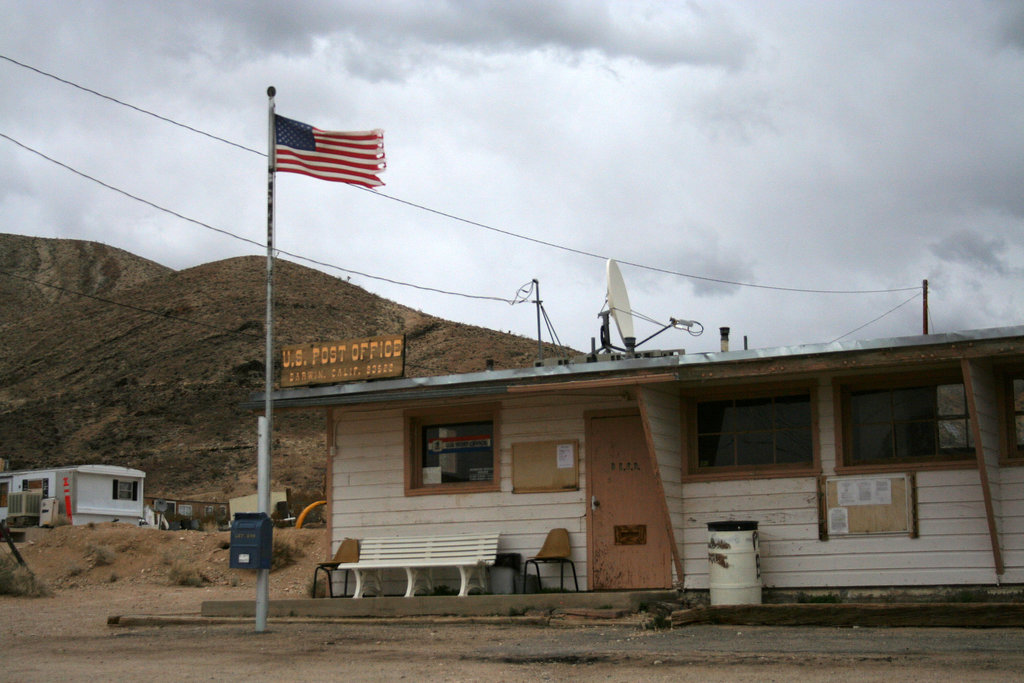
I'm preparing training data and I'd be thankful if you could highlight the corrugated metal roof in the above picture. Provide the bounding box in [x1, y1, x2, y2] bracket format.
[244, 324, 1024, 410]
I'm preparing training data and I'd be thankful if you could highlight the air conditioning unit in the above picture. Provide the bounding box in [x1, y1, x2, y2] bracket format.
[39, 498, 60, 527]
[7, 490, 43, 526]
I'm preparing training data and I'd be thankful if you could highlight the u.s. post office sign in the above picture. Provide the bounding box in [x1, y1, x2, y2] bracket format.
[281, 335, 405, 387]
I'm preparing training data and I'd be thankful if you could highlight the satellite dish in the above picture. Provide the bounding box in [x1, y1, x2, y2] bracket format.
[606, 259, 636, 351]
[154, 498, 168, 512]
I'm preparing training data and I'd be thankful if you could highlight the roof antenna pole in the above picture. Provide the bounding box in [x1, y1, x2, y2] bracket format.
[533, 279, 542, 364]
[922, 279, 929, 335]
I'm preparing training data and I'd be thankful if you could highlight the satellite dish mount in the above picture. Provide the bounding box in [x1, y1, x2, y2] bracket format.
[595, 259, 703, 356]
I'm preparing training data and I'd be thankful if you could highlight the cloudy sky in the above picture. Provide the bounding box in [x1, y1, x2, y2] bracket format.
[2, 1, 1023, 355]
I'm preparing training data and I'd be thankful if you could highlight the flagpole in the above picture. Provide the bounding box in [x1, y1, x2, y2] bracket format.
[256, 85, 277, 633]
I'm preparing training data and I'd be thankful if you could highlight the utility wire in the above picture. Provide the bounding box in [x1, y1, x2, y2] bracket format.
[364, 186, 919, 295]
[829, 291, 923, 343]
[0, 55, 262, 156]
[0, 132, 518, 305]
[2, 53, 920, 297]
[0, 268, 262, 339]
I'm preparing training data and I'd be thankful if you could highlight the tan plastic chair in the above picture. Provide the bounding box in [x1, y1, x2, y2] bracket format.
[523, 528, 578, 592]
[313, 538, 359, 598]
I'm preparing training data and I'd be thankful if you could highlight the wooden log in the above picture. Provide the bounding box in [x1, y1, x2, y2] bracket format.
[671, 603, 1024, 628]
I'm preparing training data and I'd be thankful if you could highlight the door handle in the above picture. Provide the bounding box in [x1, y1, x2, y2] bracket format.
[591, 495, 600, 510]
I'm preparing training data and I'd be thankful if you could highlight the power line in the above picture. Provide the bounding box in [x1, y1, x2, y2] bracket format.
[0, 267, 262, 339]
[0, 132, 519, 305]
[364, 186, 920, 295]
[829, 291, 923, 343]
[0, 54, 262, 156]
[1, 53, 920, 297]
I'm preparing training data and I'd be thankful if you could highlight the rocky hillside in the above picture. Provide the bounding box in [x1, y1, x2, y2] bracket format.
[0, 234, 570, 500]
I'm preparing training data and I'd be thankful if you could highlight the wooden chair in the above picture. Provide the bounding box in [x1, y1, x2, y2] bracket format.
[313, 538, 359, 598]
[523, 528, 578, 592]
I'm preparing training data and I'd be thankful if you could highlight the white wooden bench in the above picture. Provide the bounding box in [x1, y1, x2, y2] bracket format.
[336, 533, 500, 598]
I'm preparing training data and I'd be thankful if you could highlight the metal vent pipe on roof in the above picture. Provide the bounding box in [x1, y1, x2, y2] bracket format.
[720, 327, 731, 352]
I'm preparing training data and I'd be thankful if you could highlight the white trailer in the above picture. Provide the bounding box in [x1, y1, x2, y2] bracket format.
[0, 464, 145, 526]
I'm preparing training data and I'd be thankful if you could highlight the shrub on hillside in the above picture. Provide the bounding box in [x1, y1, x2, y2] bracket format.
[0, 554, 51, 597]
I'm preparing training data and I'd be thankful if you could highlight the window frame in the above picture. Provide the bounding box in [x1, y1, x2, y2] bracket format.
[112, 479, 139, 501]
[835, 371, 977, 474]
[1001, 370, 1024, 464]
[404, 403, 500, 496]
[684, 384, 820, 481]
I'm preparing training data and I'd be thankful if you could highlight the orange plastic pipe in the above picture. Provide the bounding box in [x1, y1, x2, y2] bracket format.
[295, 500, 326, 529]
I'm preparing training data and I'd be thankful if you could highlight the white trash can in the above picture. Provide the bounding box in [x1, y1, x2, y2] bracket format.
[707, 520, 761, 605]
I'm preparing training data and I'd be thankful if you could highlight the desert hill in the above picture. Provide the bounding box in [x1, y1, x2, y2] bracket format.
[0, 234, 571, 500]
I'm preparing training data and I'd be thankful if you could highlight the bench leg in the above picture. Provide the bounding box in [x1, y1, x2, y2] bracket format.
[353, 569, 384, 598]
[405, 567, 434, 597]
[352, 569, 364, 598]
[457, 565, 487, 597]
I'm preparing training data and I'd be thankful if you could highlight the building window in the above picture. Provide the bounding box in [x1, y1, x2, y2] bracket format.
[112, 479, 139, 501]
[406, 406, 499, 494]
[845, 381, 973, 466]
[0, 482, 7, 507]
[694, 393, 814, 473]
[1009, 376, 1024, 458]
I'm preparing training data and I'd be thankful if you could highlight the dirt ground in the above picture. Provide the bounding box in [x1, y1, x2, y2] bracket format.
[4, 524, 1024, 681]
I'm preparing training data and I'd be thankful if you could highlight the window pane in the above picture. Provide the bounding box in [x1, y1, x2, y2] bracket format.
[1014, 379, 1024, 412]
[775, 395, 811, 429]
[853, 423, 893, 462]
[1016, 415, 1024, 448]
[938, 419, 969, 451]
[734, 398, 772, 431]
[895, 421, 936, 459]
[892, 387, 934, 422]
[777, 428, 813, 463]
[851, 391, 890, 425]
[422, 421, 493, 484]
[698, 434, 733, 467]
[697, 400, 730, 433]
[696, 394, 811, 469]
[936, 384, 965, 416]
[736, 431, 773, 466]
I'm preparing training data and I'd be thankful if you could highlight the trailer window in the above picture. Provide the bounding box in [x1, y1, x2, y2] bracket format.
[113, 479, 138, 501]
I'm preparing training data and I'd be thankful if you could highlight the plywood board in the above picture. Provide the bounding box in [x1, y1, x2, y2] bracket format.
[823, 474, 915, 536]
[512, 440, 579, 493]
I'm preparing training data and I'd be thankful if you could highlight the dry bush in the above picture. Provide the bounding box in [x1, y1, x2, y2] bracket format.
[0, 554, 51, 597]
[271, 536, 303, 571]
[86, 543, 115, 567]
[167, 559, 205, 587]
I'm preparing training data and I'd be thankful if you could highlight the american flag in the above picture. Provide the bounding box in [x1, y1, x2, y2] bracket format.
[274, 115, 385, 188]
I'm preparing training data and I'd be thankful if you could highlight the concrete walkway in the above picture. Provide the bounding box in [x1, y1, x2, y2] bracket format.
[201, 590, 677, 619]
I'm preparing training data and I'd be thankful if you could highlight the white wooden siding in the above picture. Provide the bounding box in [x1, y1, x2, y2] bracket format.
[639, 386, 684, 583]
[330, 393, 631, 593]
[329, 366, 1024, 592]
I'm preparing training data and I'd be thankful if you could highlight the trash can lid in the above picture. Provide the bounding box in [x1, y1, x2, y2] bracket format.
[707, 520, 758, 531]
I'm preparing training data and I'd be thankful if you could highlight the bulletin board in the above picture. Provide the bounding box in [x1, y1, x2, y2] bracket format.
[512, 440, 579, 493]
[821, 473, 916, 538]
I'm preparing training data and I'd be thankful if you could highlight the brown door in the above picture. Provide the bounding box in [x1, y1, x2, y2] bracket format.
[587, 412, 672, 590]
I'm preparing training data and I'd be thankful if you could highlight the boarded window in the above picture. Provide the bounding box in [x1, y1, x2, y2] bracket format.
[822, 474, 916, 537]
[512, 441, 579, 493]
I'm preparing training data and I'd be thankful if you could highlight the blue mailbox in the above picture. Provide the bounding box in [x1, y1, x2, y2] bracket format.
[230, 512, 273, 570]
